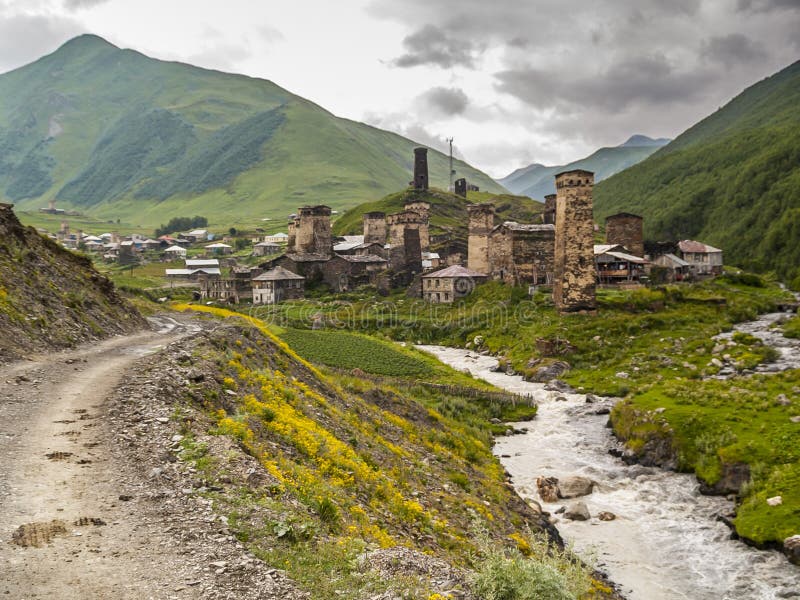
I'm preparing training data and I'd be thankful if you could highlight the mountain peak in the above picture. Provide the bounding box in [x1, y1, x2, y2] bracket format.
[57, 34, 118, 53]
[619, 134, 671, 148]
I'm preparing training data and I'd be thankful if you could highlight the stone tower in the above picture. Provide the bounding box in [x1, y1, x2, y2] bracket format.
[454, 178, 467, 198]
[553, 170, 596, 313]
[287, 217, 298, 253]
[467, 203, 495, 274]
[605, 213, 644, 258]
[413, 147, 429, 190]
[543, 194, 556, 225]
[362, 212, 387, 245]
[295, 205, 332, 257]
[403, 200, 430, 251]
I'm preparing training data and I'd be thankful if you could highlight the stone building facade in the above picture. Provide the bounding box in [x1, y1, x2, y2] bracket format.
[553, 170, 597, 313]
[543, 194, 557, 225]
[293, 205, 332, 257]
[422, 265, 487, 303]
[454, 178, 467, 198]
[467, 203, 555, 285]
[605, 212, 644, 258]
[362, 212, 387, 245]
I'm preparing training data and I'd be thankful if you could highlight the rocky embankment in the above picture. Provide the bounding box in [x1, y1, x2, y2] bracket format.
[0, 203, 143, 363]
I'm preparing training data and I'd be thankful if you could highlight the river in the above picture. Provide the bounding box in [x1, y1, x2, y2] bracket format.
[420, 325, 800, 599]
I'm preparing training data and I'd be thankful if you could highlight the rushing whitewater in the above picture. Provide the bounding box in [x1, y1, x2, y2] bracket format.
[421, 337, 800, 599]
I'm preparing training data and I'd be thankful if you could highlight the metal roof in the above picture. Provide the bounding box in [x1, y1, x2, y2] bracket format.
[422, 265, 487, 279]
[678, 240, 722, 254]
[253, 266, 305, 281]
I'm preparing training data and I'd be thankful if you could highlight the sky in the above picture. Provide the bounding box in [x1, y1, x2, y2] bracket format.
[0, 0, 798, 178]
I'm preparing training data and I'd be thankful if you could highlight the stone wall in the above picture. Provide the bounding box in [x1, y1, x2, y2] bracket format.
[488, 224, 555, 285]
[553, 170, 596, 313]
[544, 194, 556, 225]
[362, 212, 387, 245]
[605, 213, 644, 258]
[467, 204, 494, 274]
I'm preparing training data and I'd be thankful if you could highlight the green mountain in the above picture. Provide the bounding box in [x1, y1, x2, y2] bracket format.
[0, 35, 505, 228]
[595, 60, 800, 284]
[499, 135, 668, 199]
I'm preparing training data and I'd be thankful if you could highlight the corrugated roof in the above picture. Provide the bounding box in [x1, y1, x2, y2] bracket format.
[253, 266, 305, 281]
[422, 265, 487, 279]
[594, 244, 625, 254]
[605, 251, 648, 264]
[186, 259, 219, 267]
[678, 240, 722, 254]
[337, 254, 386, 263]
[659, 253, 690, 267]
[498, 222, 555, 233]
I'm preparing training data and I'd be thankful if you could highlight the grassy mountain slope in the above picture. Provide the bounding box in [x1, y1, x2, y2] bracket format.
[499, 136, 667, 199]
[0, 35, 504, 228]
[169, 305, 609, 598]
[0, 204, 143, 362]
[332, 188, 543, 242]
[594, 61, 800, 284]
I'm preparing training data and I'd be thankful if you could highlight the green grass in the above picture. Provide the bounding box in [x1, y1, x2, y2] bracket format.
[612, 372, 800, 546]
[783, 314, 800, 339]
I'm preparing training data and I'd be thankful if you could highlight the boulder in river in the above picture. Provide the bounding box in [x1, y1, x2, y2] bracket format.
[564, 502, 591, 521]
[784, 535, 800, 565]
[529, 361, 570, 382]
[544, 379, 574, 393]
[598, 511, 616, 521]
[536, 476, 559, 503]
[557, 475, 594, 498]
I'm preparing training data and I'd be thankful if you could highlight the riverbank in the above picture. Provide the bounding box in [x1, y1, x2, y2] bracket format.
[422, 345, 800, 599]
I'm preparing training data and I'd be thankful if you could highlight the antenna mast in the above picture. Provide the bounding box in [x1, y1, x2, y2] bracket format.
[447, 137, 454, 192]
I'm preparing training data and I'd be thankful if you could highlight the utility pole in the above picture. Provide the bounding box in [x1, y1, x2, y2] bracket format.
[447, 137, 454, 192]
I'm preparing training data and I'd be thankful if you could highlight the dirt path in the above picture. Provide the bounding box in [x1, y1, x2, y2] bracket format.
[0, 320, 195, 598]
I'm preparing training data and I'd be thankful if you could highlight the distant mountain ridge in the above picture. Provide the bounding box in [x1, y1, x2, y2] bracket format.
[499, 135, 669, 199]
[595, 60, 800, 285]
[0, 35, 505, 227]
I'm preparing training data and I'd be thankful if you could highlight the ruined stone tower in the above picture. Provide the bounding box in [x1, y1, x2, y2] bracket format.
[287, 217, 298, 253]
[543, 194, 556, 225]
[605, 213, 644, 258]
[413, 147, 429, 190]
[295, 205, 332, 257]
[454, 178, 467, 198]
[553, 170, 596, 313]
[467, 203, 495, 274]
[362, 212, 387, 245]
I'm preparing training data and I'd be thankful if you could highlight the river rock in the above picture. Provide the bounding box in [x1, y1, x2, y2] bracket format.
[527, 499, 543, 515]
[784, 535, 800, 565]
[767, 495, 783, 506]
[529, 361, 570, 382]
[544, 380, 574, 393]
[598, 511, 616, 521]
[564, 502, 591, 521]
[711, 358, 724, 368]
[557, 476, 594, 499]
[699, 462, 750, 495]
[536, 476, 559, 503]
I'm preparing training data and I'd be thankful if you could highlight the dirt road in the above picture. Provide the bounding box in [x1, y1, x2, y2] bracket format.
[0, 316, 305, 600]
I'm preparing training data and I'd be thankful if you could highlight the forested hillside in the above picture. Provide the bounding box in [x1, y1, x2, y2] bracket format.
[595, 61, 800, 285]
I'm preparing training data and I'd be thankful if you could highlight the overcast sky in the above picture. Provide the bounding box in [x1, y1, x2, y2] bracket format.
[0, 0, 798, 177]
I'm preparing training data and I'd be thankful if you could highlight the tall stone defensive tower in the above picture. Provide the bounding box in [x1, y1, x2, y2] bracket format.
[362, 212, 387, 245]
[553, 170, 596, 313]
[287, 217, 298, 253]
[543, 194, 557, 225]
[467, 203, 495, 274]
[295, 205, 332, 257]
[605, 212, 644, 258]
[413, 147, 429, 190]
[403, 200, 430, 251]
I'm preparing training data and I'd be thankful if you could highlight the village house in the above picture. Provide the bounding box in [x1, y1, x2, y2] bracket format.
[252, 266, 305, 304]
[594, 244, 649, 284]
[252, 241, 282, 257]
[652, 253, 691, 282]
[422, 265, 487, 303]
[678, 240, 723, 275]
[263, 232, 289, 244]
[205, 242, 233, 255]
[200, 266, 262, 303]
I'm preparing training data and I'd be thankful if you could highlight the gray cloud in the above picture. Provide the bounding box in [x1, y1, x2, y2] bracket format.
[737, 0, 800, 12]
[391, 24, 478, 69]
[0, 14, 84, 73]
[63, 0, 111, 10]
[418, 86, 469, 116]
[495, 54, 711, 111]
[701, 33, 768, 69]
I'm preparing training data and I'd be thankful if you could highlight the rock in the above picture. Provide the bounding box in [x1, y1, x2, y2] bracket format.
[554, 505, 566, 514]
[712, 343, 726, 354]
[544, 380, 574, 393]
[711, 358, 724, 368]
[699, 462, 750, 495]
[555, 396, 568, 402]
[767, 495, 783, 506]
[776, 394, 791, 406]
[585, 394, 599, 403]
[615, 371, 629, 379]
[790, 416, 800, 424]
[557, 475, 594, 499]
[784, 535, 800, 566]
[564, 502, 591, 521]
[489, 418, 502, 425]
[530, 361, 571, 383]
[597, 511, 616, 521]
[526, 499, 542, 514]
[473, 335, 484, 347]
[536, 476, 559, 503]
